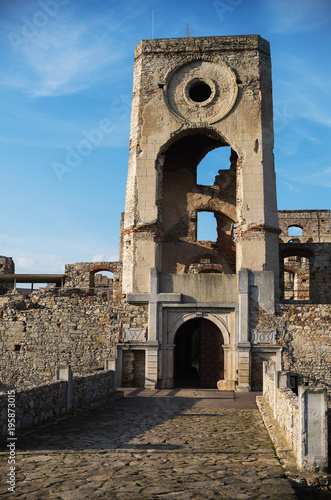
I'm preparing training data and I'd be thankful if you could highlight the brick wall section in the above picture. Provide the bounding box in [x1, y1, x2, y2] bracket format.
[0, 370, 120, 436]
[0, 289, 148, 390]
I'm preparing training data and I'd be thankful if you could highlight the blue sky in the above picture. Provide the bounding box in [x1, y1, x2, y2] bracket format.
[0, 0, 330, 273]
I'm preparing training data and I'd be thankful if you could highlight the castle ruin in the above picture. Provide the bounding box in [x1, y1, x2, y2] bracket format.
[0, 36, 330, 402]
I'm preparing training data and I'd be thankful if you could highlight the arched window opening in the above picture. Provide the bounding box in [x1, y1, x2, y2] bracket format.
[197, 145, 232, 185]
[197, 212, 217, 242]
[283, 255, 310, 301]
[288, 226, 303, 237]
[90, 270, 114, 300]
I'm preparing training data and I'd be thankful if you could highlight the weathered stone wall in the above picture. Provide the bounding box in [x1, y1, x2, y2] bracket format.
[250, 298, 331, 403]
[64, 261, 123, 302]
[0, 256, 15, 295]
[274, 387, 299, 455]
[0, 257, 15, 275]
[278, 210, 331, 243]
[262, 368, 328, 471]
[263, 370, 299, 455]
[0, 370, 119, 435]
[280, 304, 331, 396]
[0, 289, 148, 391]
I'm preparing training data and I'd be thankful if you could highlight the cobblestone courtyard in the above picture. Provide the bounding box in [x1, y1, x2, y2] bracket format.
[1, 389, 298, 499]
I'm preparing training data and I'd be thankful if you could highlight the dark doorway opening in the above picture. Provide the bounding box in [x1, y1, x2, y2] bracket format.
[174, 318, 224, 388]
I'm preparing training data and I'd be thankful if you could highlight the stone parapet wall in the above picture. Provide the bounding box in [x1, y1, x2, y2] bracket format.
[0, 289, 148, 390]
[262, 365, 328, 471]
[72, 370, 116, 409]
[0, 380, 67, 435]
[0, 370, 119, 436]
[273, 387, 299, 455]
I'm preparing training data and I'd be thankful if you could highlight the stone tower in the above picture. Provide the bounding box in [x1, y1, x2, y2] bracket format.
[121, 35, 279, 390]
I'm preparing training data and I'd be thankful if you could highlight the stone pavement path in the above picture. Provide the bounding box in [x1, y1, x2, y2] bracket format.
[0, 388, 297, 499]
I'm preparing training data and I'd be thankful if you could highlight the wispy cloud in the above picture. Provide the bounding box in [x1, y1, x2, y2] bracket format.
[265, 0, 331, 34]
[282, 182, 302, 193]
[1, 1, 134, 98]
[6, 26, 122, 97]
[298, 167, 331, 188]
[274, 53, 331, 132]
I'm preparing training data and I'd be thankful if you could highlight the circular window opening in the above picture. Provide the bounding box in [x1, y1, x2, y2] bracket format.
[189, 82, 212, 103]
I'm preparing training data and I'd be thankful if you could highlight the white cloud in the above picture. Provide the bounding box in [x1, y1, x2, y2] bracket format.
[92, 254, 105, 262]
[282, 182, 301, 193]
[18, 28, 121, 97]
[265, 0, 331, 34]
[299, 167, 331, 188]
[2, 7, 127, 98]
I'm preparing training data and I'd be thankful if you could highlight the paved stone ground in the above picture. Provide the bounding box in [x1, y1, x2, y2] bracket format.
[0, 389, 299, 499]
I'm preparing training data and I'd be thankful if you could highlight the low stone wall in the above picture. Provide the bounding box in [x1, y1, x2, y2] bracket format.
[262, 362, 328, 471]
[274, 387, 299, 455]
[0, 370, 120, 436]
[72, 371, 116, 409]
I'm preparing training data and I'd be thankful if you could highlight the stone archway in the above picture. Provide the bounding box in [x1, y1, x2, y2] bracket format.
[174, 318, 224, 388]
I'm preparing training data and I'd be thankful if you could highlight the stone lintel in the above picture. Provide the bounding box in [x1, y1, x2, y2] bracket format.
[126, 292, 182, 304]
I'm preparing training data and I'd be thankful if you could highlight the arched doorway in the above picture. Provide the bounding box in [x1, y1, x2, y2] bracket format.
[174, 318, 224, 388]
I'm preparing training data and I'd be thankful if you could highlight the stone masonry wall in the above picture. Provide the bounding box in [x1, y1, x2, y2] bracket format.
[0, 370, 118, 435]
[64, 261, 122, 302]
[250, 298, 331, 403]
[0, 289, 148, 391]
[0, 381, 67, 435]
[278, 210, 331, 243]
[280, 304, 331, 394]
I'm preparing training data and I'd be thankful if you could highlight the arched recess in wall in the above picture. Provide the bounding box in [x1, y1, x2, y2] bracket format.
[89, 265, 115, 300]
[185, 254, 224, 274]
[280, 248, 313, 302]
[158, 128, 239, 275]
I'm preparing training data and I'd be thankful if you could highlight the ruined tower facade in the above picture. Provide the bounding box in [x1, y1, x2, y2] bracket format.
[121, 35, 279, 390]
